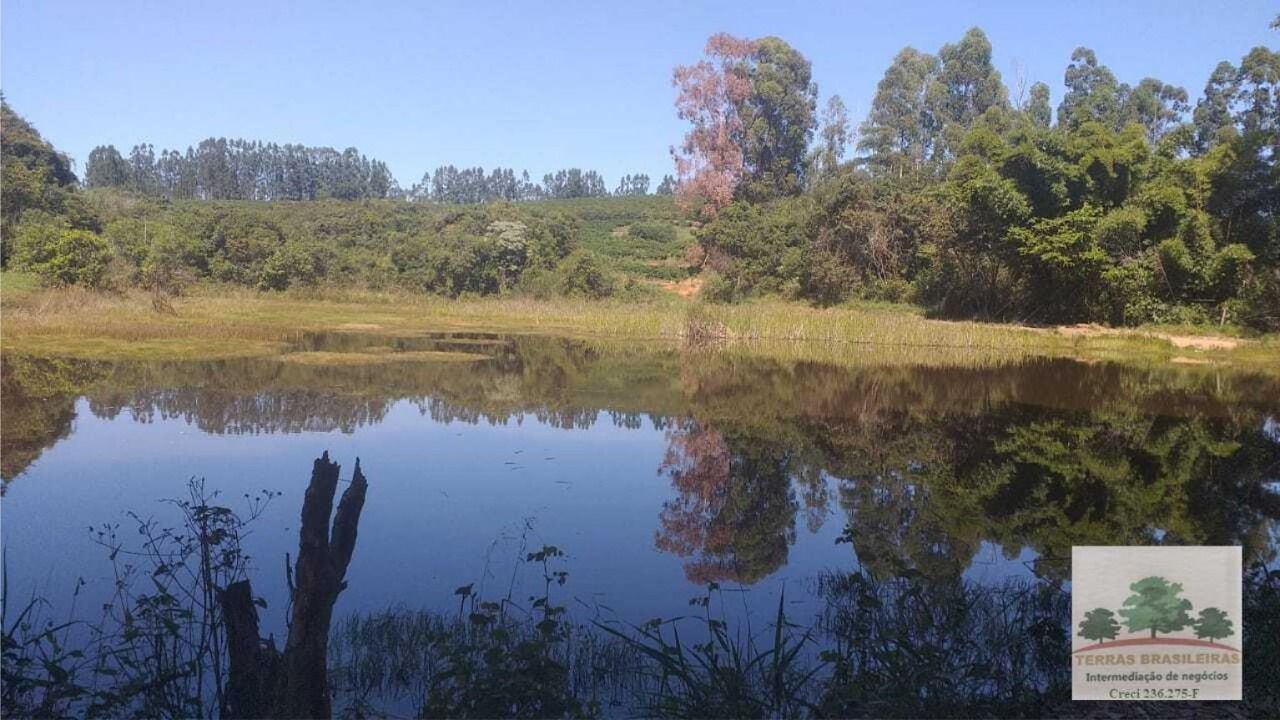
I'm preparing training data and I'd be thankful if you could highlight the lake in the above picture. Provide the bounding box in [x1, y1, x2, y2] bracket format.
[3, 332, 1278, 713]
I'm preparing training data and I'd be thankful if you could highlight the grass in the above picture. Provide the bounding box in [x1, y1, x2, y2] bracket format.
[2, 273, 1277, 371]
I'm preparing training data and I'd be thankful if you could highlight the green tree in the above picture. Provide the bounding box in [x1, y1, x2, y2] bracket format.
[1121, 78, 1190, 143]
[813, 95, 851, 177]
[928, 27, 1009, 159]
[85, 145, 132, 188]
[1009, 206, 1109, 322]
[1119, 576, 1195, 638]
[1194, 607, 1234, 641]
[1078, 607, 1121, 644]
[736, 36, 819, 201]
[1025, 82, 1053, 128]
[859, 47, 941, 179]
[1, 98, 94, 263]
[552, 250, 612, 299]
[919, 155, 1032, 318]
[1058, 48, 1124, 130]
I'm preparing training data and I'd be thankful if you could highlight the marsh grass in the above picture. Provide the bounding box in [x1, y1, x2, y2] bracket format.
[592, 586, 824, 719]
[3, 278, 1276, 371]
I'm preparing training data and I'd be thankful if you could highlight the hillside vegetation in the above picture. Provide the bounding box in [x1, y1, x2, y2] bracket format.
[2, 20, 1278, 335]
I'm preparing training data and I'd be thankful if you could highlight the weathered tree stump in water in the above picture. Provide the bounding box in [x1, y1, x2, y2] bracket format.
[219, 452, 368, 720]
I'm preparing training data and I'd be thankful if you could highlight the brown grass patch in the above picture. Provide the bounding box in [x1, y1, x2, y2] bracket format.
[334, 322, 385, 331]
[661, 277, 703, 298]
[1166, 335, 1239, 350]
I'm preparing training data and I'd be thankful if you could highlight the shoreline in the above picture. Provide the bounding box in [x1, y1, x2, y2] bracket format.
[3, 278, 1278, 372]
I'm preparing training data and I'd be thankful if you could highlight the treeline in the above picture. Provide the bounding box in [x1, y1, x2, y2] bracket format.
[1, 96, 641, 297]
[675, 25, 1280, 329]
[84, 140, 399, 201]
[83, 139, 676, 204]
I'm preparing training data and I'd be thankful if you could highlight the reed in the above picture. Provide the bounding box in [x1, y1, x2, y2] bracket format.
[3, 276, 1275, 371]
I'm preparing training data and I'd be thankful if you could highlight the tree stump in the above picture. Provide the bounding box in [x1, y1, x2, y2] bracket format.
[219, 452, 368, 719]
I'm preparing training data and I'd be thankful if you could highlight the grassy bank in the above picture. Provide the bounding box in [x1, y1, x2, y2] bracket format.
[2, 272, 1277, 370]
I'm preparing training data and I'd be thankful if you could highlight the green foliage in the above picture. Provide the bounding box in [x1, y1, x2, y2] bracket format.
[258, 239, 330, 291]
[694, 199, 811, 297]
[551, 250, 613, 299]
[1119, 576, 1195, 638]
[698, 272, 741, 304]
[628, 221, 677, 244]
[416, 548, 596, 718]
[594, 586, 818, 719]
[737, 37, 819, 201]
[1077, 608, 1121, 643]
[1194, 607, 1234, 641]
[691, 33, 1277, 330]
[1236, 266, 1280, 330]
[11, 220, 114, 288]
[1009, 206, 1108, 321]
[1, 100, 97, 264]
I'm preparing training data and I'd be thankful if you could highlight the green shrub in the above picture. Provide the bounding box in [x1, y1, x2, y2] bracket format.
[699, 272, 740, 304]
[629, 221, 677, 244]
[552, 250, 613, 299]
[1151, 303, 1212, 326]
[11, 220, 113, 288]
[860, 277, 914, 304]
[1236, 266, 1280, 332]
[798, 247, 855, 306]
[1101, 260, 1161, 325]
[258, 240, 330, 291]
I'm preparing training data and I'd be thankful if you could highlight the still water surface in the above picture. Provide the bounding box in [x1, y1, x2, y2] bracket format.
[4, 332, 1279, 642]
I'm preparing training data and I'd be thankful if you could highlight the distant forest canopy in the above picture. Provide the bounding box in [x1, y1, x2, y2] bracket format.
[2, 17, 1278, 328]
[81, 139, 675, 203]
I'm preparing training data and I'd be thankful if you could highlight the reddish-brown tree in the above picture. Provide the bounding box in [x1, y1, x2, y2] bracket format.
[671, 33, 756, 220]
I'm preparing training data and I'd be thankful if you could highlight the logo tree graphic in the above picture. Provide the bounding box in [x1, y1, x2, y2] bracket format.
[1194, 607, 1234, 641]
[1118, 576, 1194, 639]
[1078, 607, 1121, 644]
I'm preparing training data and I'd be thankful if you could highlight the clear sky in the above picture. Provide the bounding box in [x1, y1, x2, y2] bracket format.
[2, 0, 1276, 189]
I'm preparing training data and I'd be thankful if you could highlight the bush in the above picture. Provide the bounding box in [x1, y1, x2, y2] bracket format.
[552, 250, 613, 299]
[629, 221, 677, 244]
[1236, 266, 1280, 332]
[699, 272, 740, 303]
[11, 220, 114, 288]
[860, 277, 914, 304]
[1100, 260, 1161, 325]
[799, 247, 855, 306]
[258, 240, 330, 291]
[694, 200, 810, 298]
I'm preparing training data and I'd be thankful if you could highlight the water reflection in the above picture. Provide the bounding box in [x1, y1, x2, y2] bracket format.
[656, 422, 803, 584]
[4, 334, 1280, 716]
[4, 334, 1279, 583]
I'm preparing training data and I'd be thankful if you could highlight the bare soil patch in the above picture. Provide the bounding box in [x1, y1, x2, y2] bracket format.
[661, 276, 704, 298]
[1056, 323, 1240, 350]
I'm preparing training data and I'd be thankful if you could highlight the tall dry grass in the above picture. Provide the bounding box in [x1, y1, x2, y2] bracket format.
[2, 281, 1274, 369]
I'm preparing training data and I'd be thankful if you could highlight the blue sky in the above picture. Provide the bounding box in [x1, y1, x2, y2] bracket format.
[2, 0, 1276, 189]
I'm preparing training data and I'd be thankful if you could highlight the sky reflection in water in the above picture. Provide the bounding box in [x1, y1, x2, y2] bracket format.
[3, 333, 1277, 638]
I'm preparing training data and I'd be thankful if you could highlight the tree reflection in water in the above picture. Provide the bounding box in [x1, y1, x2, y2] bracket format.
[3, 332, 1280, 717]
[655, 422, 799, 584]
